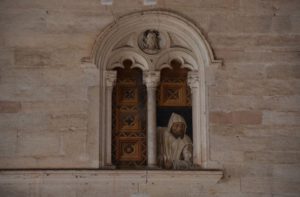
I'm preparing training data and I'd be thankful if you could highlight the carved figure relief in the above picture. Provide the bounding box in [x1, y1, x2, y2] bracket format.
[138, 30, 161, 54]
[158, 113, 193, 169]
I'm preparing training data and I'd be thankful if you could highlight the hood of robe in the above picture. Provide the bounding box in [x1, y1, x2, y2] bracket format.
[167, 113, 187, 134]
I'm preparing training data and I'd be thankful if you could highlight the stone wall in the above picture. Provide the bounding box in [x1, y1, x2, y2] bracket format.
[0, 0, 300, 196]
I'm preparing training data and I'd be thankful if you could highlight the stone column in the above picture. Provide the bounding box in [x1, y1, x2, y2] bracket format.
[187, 71, 201, 166]
[105, 70, 117, 167]
[143, 71, 160, 168]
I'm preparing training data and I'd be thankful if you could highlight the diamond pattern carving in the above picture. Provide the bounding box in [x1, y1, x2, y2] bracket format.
[112, 60, 147, 168]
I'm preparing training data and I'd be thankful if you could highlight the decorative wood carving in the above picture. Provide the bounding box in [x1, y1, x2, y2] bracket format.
[112, 60, 147, 168]
[158, 60, 191, 107]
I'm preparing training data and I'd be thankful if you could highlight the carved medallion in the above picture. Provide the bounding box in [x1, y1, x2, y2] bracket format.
[138, 30, 164, 54]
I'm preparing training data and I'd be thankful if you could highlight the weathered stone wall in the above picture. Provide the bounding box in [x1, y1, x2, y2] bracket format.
[0, 0, 299, 196]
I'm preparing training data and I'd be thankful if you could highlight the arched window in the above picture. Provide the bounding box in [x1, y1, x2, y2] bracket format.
[92, 11, 222, 169]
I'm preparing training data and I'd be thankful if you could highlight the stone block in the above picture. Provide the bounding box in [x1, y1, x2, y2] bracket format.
[0, 47, 14, 68]
[17, 132, 60, 156]
[210, 95, 264, 111]
[0, 68, 45, 87]
[244, 151, 273, 163]
[209, 15, 272, 33]
[82, 66, 99, 87]
[239, 0, 274, 16]
[2, 85, 88, 102]
[77, 182, 136, 197]
[271, 16, 292, 33]
[21, 100, 88, 113]
[210, 111, 232, 124]
[14, 47, 87, 68]
[0, 130, 17, 157]
[41, 67, 85, 86]
[272, 152, 300, 164]
[164, 0, 240, 11]
[273, 164, 300, 180]
[0, 184, 30, 197]
[215, 50, 300, 64]
[263, 96, 300, 111]
[211, 150, 244, 162]
[40, 184, 77, 197]
[0, 67, 90, 88]
[45, 11, 113, 34]
[244, 125, 300, 138]
[291, 16, 300, 33]
[0, 84, 20, 101]
[1, 0, 105, 12]
[263, 111, 300, 126]
[208, 76, 230, 96]
[14, 48, 50, 68]
[0, 101, 21, 113]
[0, 157, 38, 169]
[209, 34, 300, 50]
[225, 63, 265, 80]
[34, 156, 95, 168]
[241, 163, 273, 177]
[210, 111, 262, 125]
[266, 64, 300, 79]
[87, 86, 99, 165]
[210, 125, 245, 137]
[61, 131, 87, 158]
[0, 112, 49, 132]
[271, 136, 300, 151]
[5, 32, 95, 49]
[241, 177, 272, 193]
[18, 113, 48, 131]
[229, 79, 300, 96]
[221, 162, 242, 179]
[48, 113, 88, 131]
[245, 151, 300, 164]
[273, 0, 300, 16]
[272, 178, 300, 195]
[211, 135, 270, 152]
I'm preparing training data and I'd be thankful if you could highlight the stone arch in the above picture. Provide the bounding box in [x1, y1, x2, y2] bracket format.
[91, 10, 222, 169]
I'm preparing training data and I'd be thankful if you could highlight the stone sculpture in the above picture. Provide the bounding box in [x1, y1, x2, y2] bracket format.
[158, 113, 193, 169]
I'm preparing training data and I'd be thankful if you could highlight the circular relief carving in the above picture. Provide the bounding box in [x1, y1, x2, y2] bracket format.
[124, 144, 134, 154]
[138, 30, 165, 55]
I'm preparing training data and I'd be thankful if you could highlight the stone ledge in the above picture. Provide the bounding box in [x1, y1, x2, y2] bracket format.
[0, 170, 223, 185]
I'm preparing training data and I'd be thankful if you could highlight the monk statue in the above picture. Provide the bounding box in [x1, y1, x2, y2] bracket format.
[158, 113, 193, 169]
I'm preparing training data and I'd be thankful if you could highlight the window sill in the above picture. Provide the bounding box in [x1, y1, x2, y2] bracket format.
[0, 169, 223, 185]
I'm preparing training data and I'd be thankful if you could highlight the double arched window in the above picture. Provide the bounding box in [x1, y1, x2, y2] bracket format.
[91, 11, 222, 169]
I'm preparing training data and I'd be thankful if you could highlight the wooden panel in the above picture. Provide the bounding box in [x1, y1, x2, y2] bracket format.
[112, 60, 147, 168]
[116, 137, 143, 161]
[159, 82, 187, 106]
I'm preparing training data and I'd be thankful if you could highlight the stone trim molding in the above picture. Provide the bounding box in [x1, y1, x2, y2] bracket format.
[91, 10, 222, 169]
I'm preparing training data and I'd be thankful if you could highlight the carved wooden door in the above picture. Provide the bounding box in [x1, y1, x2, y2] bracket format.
[112, 60, 147, 168]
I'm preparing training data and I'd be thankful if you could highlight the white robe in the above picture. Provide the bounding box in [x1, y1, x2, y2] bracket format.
[158, 113, 193, 169]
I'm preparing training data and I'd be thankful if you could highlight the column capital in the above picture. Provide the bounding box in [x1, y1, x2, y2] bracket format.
[143, 71, 160, 88]
[105, 70, 117, 87]
[187, 71, 200, 89]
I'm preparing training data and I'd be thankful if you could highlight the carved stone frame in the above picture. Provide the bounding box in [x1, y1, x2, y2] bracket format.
[90, 11, 222, 169]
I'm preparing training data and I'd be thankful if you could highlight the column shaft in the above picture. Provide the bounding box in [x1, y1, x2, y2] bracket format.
[143, 71, 160, 168]
[147, 87, 157, 167]
[188, 71, 201, 166]
[105, 71, 117, 167]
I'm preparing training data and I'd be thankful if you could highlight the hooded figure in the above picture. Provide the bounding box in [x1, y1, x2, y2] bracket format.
[158, 113, 193, 169]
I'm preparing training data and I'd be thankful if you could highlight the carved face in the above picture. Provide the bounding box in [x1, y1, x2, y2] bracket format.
[171, 122, 185, 139]
[145, 32, 158, 49]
